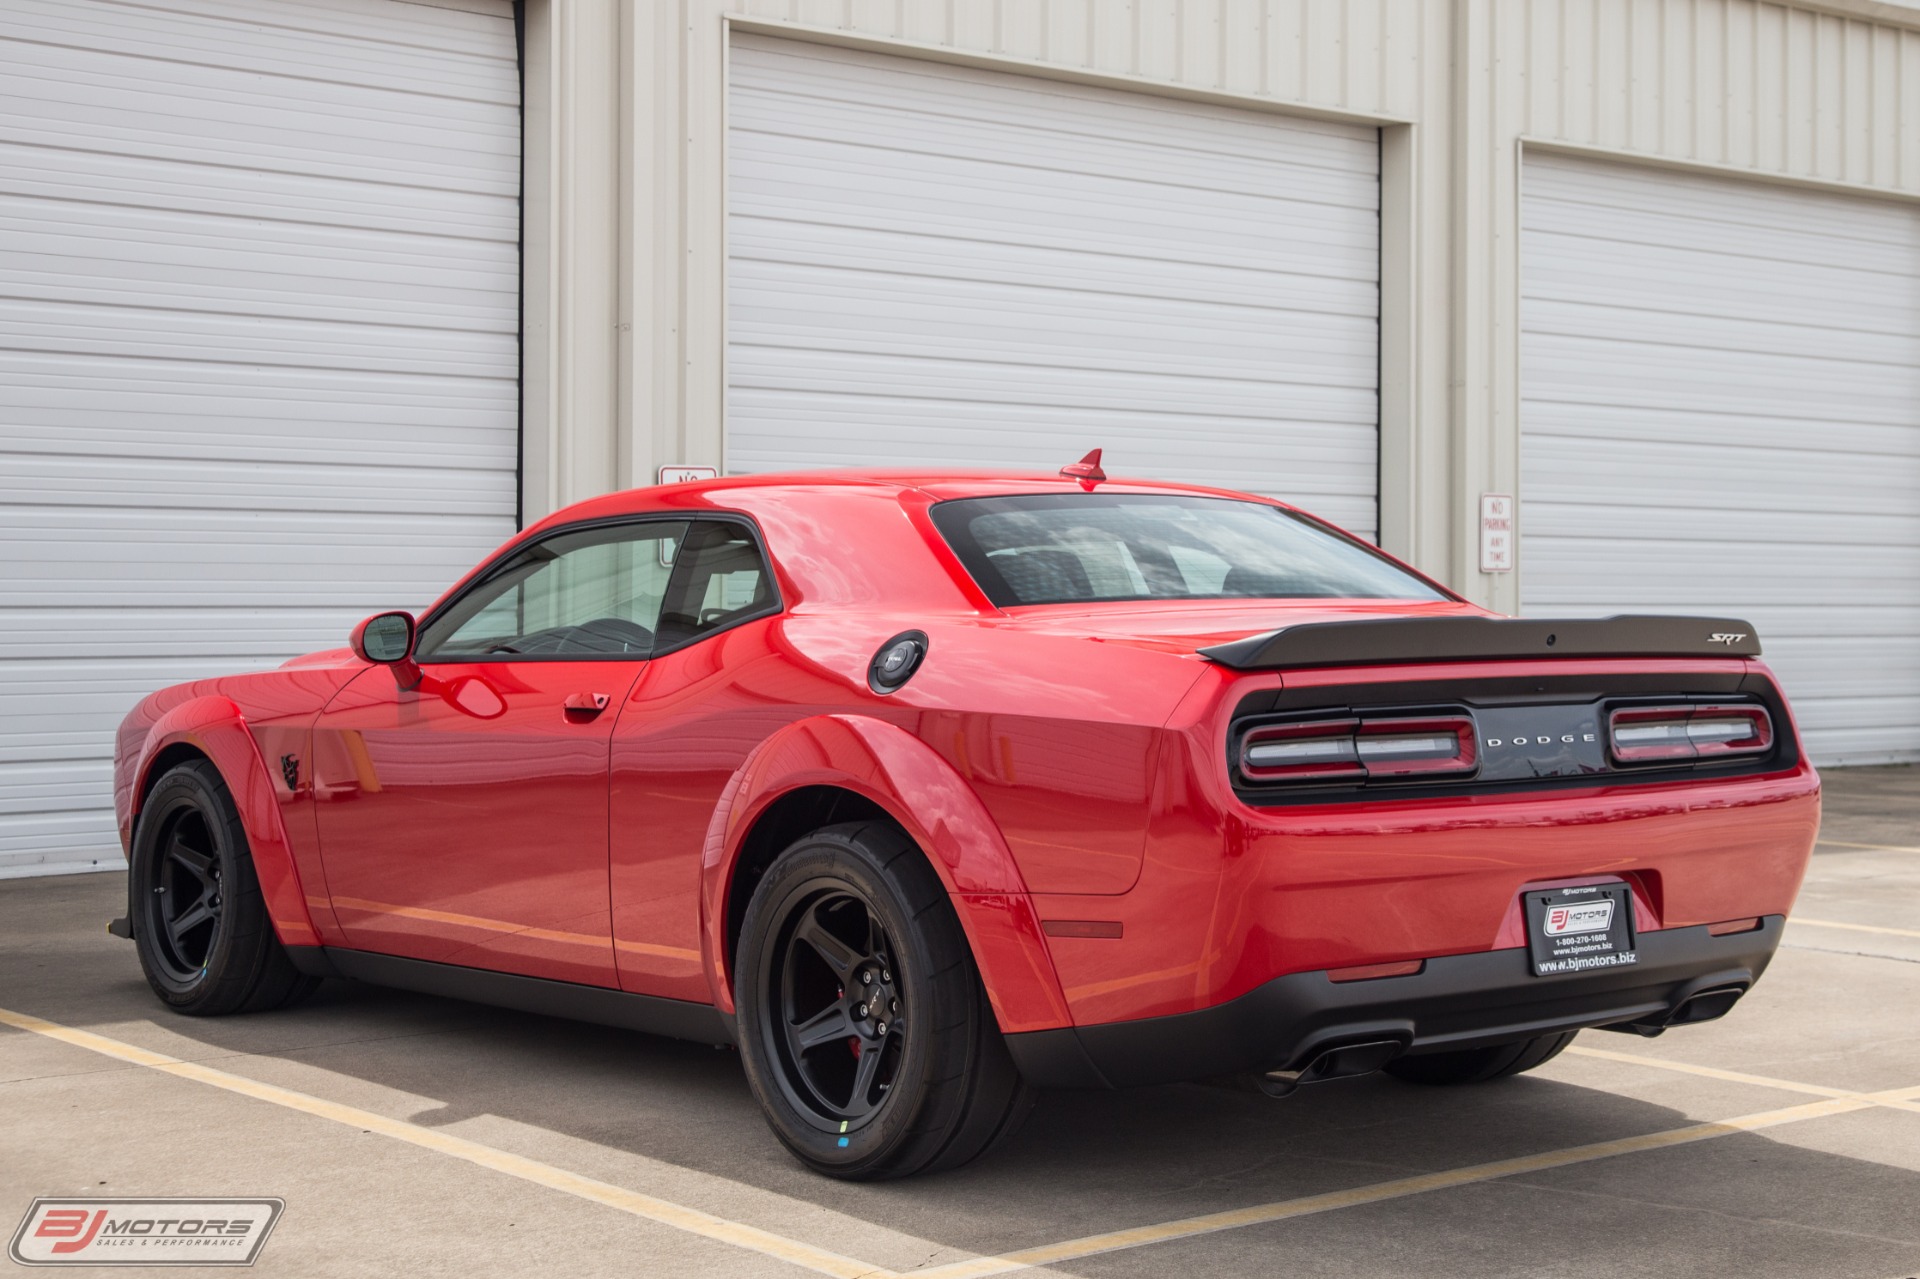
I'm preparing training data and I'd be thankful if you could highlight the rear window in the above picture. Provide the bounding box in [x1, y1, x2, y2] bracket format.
[928, 494, 1447, 608]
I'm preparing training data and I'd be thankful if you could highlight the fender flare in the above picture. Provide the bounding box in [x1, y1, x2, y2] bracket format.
[132, 696, 322, 948]
[700, 714, 1072, 1033]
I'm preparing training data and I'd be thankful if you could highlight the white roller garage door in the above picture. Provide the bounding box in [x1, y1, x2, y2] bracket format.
[1520, 152, 1920, 764]
[0, 0, 522, 876]
[726, 34, 1381, 541]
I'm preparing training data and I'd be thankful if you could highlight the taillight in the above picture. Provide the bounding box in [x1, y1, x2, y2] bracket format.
[1355, 717, 1478, 778]
[1241, 719, 1363, 782]
[1241, 715, 1476, 785]
[1608, 704, 1772, 765]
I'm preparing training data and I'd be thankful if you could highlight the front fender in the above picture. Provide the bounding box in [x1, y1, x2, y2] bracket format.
[701, 714, 1072, 1033]
[132, 697, 322, 948]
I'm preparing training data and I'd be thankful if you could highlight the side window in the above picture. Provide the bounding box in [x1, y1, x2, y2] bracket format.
[417, 521, 690, 660]
[654, 521, 776, 650]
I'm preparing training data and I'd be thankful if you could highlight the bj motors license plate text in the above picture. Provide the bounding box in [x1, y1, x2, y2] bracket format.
[9, 1198, 281, 1267]
[1525, 883, 1638, 976]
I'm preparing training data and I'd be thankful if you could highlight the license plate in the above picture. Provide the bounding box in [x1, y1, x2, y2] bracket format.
[1525, 883, 1638, 976]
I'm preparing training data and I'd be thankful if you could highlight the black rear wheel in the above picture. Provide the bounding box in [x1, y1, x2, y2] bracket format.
[735, 822, 1035, 1180]
[1384, 1030, 1577, 1085]
[766, 883, 908, 1129]
[131, 760, 318, 1016]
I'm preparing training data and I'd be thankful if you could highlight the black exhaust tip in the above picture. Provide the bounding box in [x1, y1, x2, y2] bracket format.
[1258, 1038, 1406, 1097]
[1667, 984, 1746, 1026]
[1600, 978, 1750, 1037]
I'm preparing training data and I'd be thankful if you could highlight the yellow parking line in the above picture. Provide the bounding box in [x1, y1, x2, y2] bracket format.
[912, 1090, 1909, 1279]
[0, 1007, 885, 1279]
[1565, 1045, 1859, 1098]
[1816, 839, 1920, 855]
[1790, 916, 1920, 940]
[1567, 1047, 1920, 1117]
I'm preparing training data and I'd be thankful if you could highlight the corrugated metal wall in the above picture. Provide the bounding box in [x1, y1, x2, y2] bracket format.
[549, 0, 1920, 586]
[1511, 0, 1920, 190]
[725, 33, 1384, 537]
[726, 0, 1920, 192]
[731, 0, 1430, 119]
[0, 0, 522, 876]
[513, 0, 1919, 764]
[1519, 151, 1920, 764]
[4, 0, 1914, 876]
[1444, 0, 1920, 611]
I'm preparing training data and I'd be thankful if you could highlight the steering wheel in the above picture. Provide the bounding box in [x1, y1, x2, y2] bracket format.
[559, 617, 656, 654]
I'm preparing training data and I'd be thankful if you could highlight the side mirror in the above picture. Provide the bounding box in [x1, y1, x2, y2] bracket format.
[349, 612, 420, 687]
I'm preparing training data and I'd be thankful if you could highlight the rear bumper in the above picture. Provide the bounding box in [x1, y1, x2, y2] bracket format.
[1005, 916, 1783, 1089]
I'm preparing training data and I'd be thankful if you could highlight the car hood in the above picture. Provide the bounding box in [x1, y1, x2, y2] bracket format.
[280, 646, 360, 670]
[996, 598, 1493, 655]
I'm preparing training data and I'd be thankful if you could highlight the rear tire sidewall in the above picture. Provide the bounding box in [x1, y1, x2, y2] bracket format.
[735, 833, 949, 1178]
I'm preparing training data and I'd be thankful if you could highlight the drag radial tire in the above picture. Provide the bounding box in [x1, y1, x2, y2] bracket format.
[130, 760, 318, 1016]
[734, 822, 1036, 1180]
[1384, 1030, 1579, 1085]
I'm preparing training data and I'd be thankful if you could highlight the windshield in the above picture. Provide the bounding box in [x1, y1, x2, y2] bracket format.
[928, 494, 1447, 608]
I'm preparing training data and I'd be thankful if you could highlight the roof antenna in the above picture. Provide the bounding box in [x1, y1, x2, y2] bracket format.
[1059, 448, 1106, 488]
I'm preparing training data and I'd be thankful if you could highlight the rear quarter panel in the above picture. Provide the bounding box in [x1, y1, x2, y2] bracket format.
[897, 621, 1207, 896]
[610, 609, 1208, 1018]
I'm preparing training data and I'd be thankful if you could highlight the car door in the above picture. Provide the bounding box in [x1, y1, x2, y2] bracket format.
[607, 518, 787, 1001]
[310, 517, 689, 988]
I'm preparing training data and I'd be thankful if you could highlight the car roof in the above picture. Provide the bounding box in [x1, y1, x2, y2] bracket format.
[539, 469, 1298, 526]
[453, 467, 1456, 623]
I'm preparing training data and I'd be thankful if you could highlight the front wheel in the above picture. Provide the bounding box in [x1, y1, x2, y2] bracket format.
[130, 760, 318, 1016]
[734, 822, 1035, 1180]
[1384, 1030, 1578, 1085]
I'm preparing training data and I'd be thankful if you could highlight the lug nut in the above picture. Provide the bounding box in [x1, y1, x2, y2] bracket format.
[890, 998, 898, 1014]
[861, 971, 874, 985]
[855, 1003, 868, 1018]
[210, 895, 221, 907]
[875, 1021, 887, 1036]
[881, 971, 891, 983]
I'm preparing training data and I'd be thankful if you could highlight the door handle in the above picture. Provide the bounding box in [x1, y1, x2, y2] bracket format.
[563, 692, 611, 720]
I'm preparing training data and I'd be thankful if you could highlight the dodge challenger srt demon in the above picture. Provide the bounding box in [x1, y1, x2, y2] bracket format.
[111, 458, 1819, 1179]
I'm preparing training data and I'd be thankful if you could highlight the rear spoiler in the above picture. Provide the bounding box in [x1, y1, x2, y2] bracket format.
[1198, 615, 1762, 671]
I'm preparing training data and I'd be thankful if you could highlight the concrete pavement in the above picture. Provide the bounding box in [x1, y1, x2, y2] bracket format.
[4, 766, 1917, 1278]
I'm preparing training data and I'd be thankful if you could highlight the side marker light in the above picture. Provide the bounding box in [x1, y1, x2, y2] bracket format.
[1041, 920, 1124, 939]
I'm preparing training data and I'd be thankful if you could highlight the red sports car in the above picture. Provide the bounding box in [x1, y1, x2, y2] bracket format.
[112, 460, 1819, 1179]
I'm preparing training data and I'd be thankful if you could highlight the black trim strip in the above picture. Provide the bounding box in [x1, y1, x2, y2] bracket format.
[1201, 614, 1762, 670]
[285, 947, 735, 1045]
